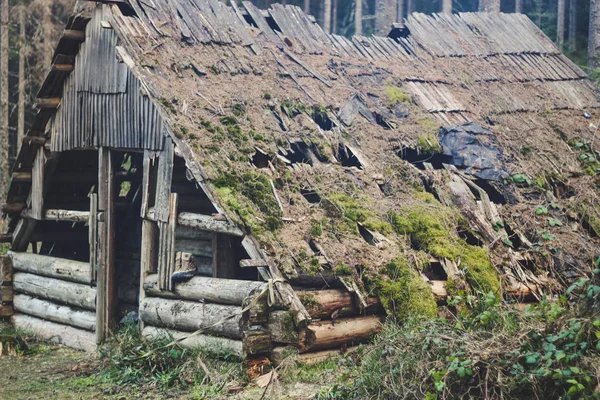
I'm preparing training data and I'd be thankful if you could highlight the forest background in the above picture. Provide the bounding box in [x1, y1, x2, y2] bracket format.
[0, 0, 598, 218]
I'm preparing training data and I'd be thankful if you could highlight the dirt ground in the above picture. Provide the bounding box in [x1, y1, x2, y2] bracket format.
[0, 322, 335, 400]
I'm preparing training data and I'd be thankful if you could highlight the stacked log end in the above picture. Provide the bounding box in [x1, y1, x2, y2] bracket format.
[0, 255, 14, 318]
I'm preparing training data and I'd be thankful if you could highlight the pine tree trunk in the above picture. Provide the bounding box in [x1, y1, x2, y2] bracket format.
[0, 0, 9, 214]
[332, 0, 338, 34]
[557, 0, 565, 49]
[589, 0, 600, 67]
[355, 0, 362, 35]
[376, 0, 396, 35]
[537, 0, 542, 26]
[323, 0, 331, 33]
[407, 0, 414, 15]
[568, 0, 577, 51]
[443, 0, 452, 14]
[515, 0, 522, 12]
[304, 0, 310, 13]
[18, 8, 26, 155]
[479, 0, 501, 12]
[397, 0, 404, 23]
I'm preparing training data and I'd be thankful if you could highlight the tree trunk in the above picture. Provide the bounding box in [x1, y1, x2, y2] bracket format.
[355, 0, 362, 35]
[139, 297, 244, 339]
[17, 8, 25, 154]
[557, 0, 565, 49]
[407, 0, 414, 15]
[300, 316, 383, 352]
[397, 0, 404, 23]
[323, 0, 331, 33]
[589, 0, 600, 68]
[568, 0, 576, 51]
[443, 0, 452, 14]
[13, 272, 97, 310]
[375, 0, 396, 35]
[12, 314, 96, 352]
[332, 0, 338, 34]
[0, 0, 9, 216]
[478, 0, 501, 12]
[515, 0, 522, 12]
[42, 1, 53, 69]
[304, 0, 310, 13]
[13, 294, 96, 331]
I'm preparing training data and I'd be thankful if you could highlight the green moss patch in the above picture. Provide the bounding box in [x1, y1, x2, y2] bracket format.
[327, 193, 393, 235]
[385, 85, 412, 106]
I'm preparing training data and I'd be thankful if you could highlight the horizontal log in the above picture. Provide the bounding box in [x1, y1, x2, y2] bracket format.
[10, 252, 91, 284]
[22, 136, 47, 146]
[243, 329, 272, 355]
[139, 297, 244, 339]
[13, 294, 96, 331]
[166, 211, 244, 236]
[13, 273, 96, 311]
[143, 274, 265, 305]
[143, 326, 243, 358]
[36, 98, 61, 109]
[11, 314, 95, 352]
[297, 290, 382, 319]
[175, 239, 212, 258]
[240, 259, 269, 268]
[51, 64, 74, 72]
[62, 29, 85, 41]
[21, 209, 89, 222]
[289, 271, 343, 289]
[12, 172, 31, 182]
[300, 316, 383, 353]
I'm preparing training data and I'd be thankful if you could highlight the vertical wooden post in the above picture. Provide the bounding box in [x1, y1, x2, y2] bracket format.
[96, 148, 115, 344]
[31, 147, 46, 221]
[89, 193, 98, 283]
[0, 255, 13, 318]
[212, 233, 236, 279]
[139, 219, 158, 331]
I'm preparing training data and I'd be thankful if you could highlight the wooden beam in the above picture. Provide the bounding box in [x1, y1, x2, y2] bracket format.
[11, 172, 31, 182]
[22, 136, 47, 146]
[12, 314, 95, 351]
[62, 29, 85, 41]
[13, 294, 96, 331]
[240, 259, 269, 268]
[1, 203, 26, 213]
[21, 208, 89, 222]
[178, 212, 244, 236]
[143, 326, 243, 358]
[300, 316, 384, 353]
[13, 272, 96, 310]
[212, 233, 236, 279]
[51, 64, 74, 72]
[0, 256, 12, 285]
[30, 146, 46, 220]
[10, 251, 91, 284]
[36, 98, 61, 109]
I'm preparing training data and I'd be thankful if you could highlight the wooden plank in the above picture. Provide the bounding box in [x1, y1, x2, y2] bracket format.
[0, 286, 13, 303]
[62, 29, 86, 41]
[11, 218, 37, 252]
[154, 139, 174, 223]
[166, 193, 178, 291]
[10, 252, 91, 284]
[36, 98, 61, 109]
[176, 212, 244, 236]
[212, 233, 236, 279]
[139, 219, 157, 331]
[0, 256, 12, 285]
[89, 194, 98, 283]
[240, 259, 269, 268]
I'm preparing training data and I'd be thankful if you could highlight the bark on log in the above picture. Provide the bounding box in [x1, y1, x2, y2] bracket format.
[288, 271, 342, 288]
[0, 255, 12, 284]
[300, 316, 383, 353]
[144, 274, 265, 305]
[21, 209, 89, 223]
[297, 290, 382, 319]
[13, 273, 96, 311]
[13, 294, 96, 331]
[11, 314, 95, 351]
[243, 329, 272, 355]
[0, 286, 13, 302]
[10, 252, 91, 284]
[139, 297, 244, 339]
[0, 304, 13, 318]
[143, 326, 243, 358]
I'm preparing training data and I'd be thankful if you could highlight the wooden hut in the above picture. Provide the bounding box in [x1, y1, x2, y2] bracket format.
[1, 0, 598, 362]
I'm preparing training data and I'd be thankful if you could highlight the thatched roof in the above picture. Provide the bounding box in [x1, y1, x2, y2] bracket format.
[7, 1, 600, 299]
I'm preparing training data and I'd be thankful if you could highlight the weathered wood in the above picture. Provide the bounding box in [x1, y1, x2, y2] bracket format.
[212, 233, 235, 279]
[430, 280, 448, 302]
[267, 311, 300, 344]
[0, 286, 13, 302]
[139, 219, 158, 331]
[271, 346, 359, 366]
[21, 208, 90, 222]
[22, 136, 47, 146]
[11, 218, 36, 252]
[139, 297, 244, 339]
[89, 194, 98, 282]
[297, 290, 382, 319]
[30, 146, 45, 220]
[240, 259, 269, 268]
[11, 314, 95, 351]
[175, 238, 212, 258]
[0, 304, 13, 318]
[143, 326, 243, 358]
[51, 64, 74, 72]
[36, 98, 61, 109]
[154, 140, 174, 223]
[13, 272, 96, 310]
[300, 316, 383, 353]
[177, 212, 244, 236]
[11, 172, 31, 182]
[288, 271, 342, 288]
[0, 255, 12, 284]
[243, 329, 272, 355]
[10, 252, 91, 284]
[243, 288, 269, 326]
[175, 225, 212, 241]
[166, 193, 178, 291]
[62, 29, 86, 41]
[144, 274, 265, 305]
[13, 294, 96, 331]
